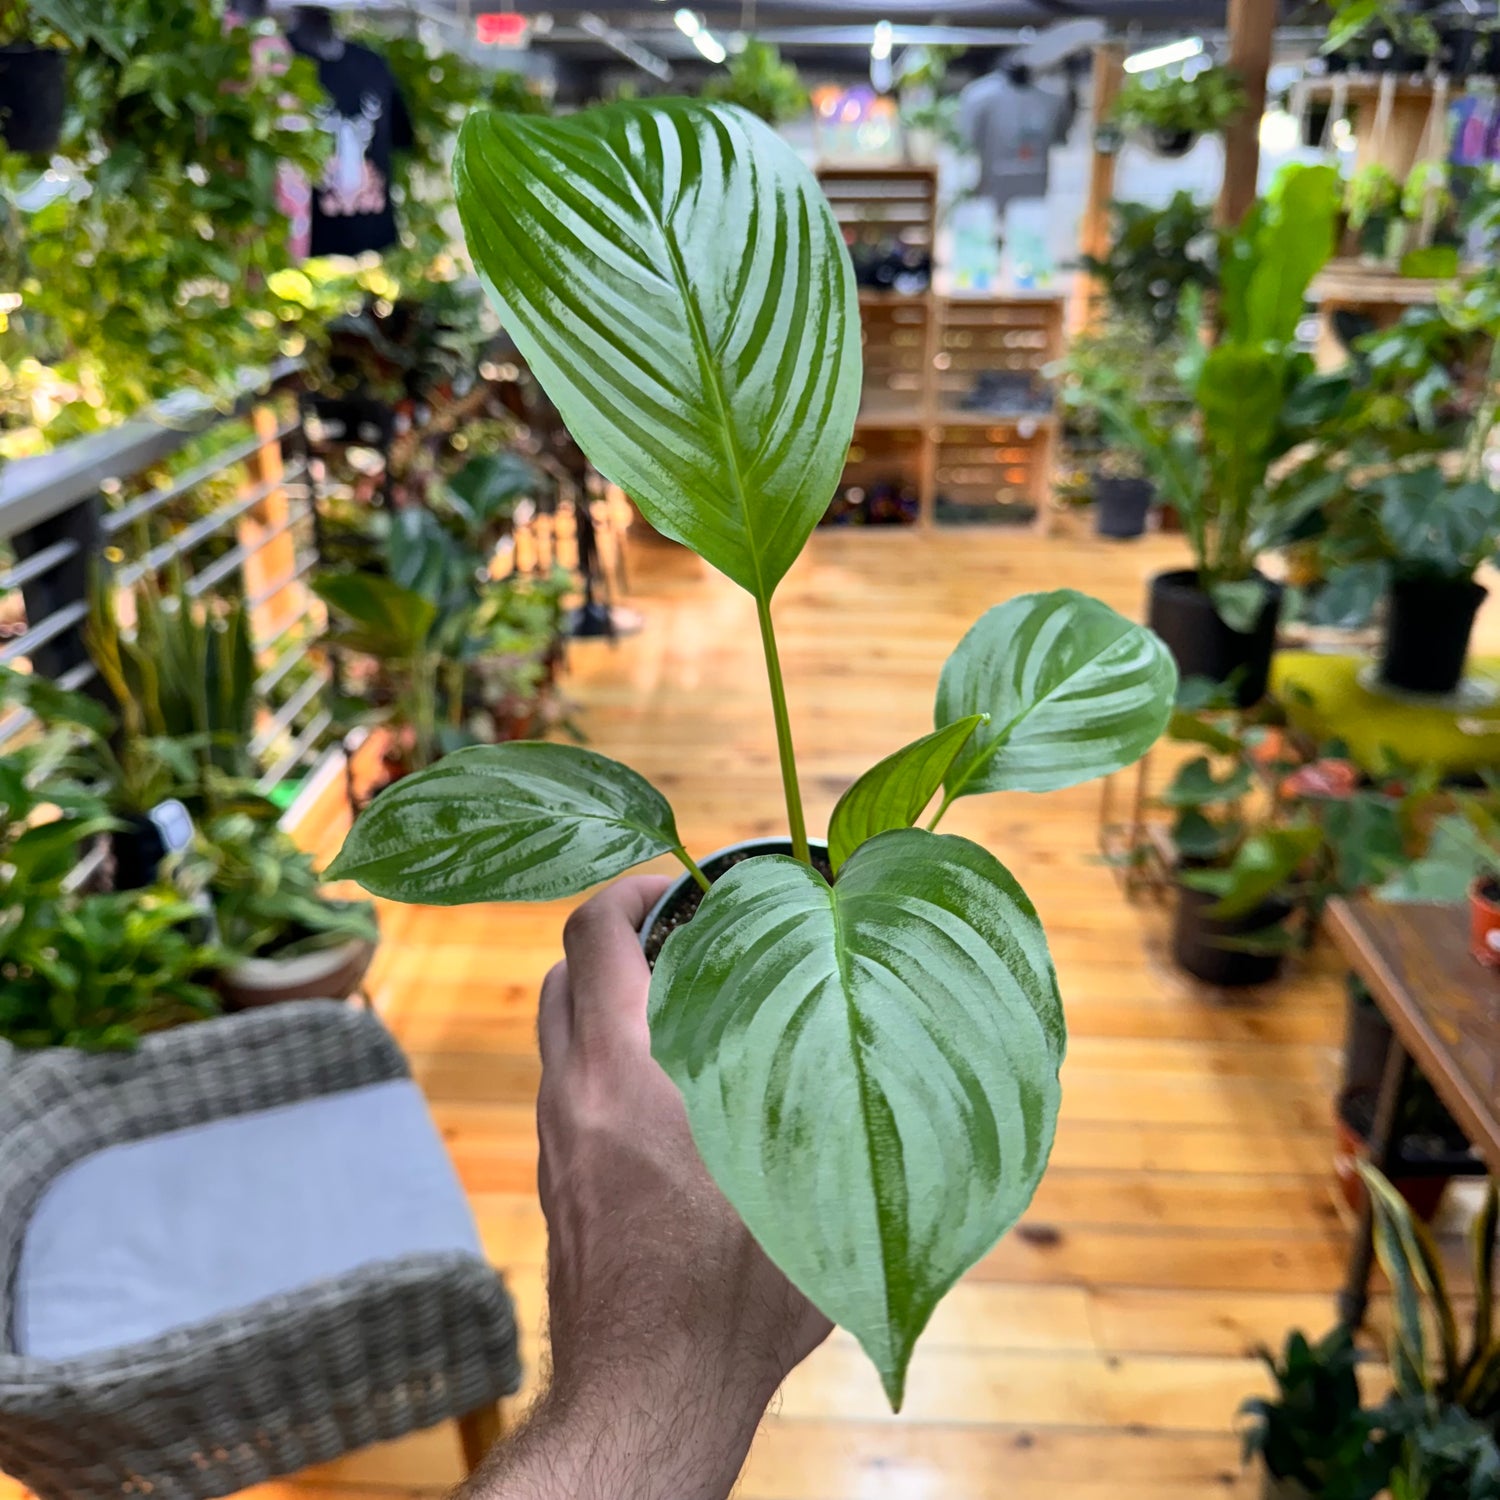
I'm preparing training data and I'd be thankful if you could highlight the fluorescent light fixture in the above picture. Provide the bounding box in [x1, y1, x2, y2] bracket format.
[871, 19, 893, 59]
[693, 28, 727, 63]
[674, 8, 700, 36]
[1123, 36, 1203, 74]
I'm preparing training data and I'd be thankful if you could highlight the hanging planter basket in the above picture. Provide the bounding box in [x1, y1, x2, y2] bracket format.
[1149, 126, 1198, 157]
[0, 44, 66, 154]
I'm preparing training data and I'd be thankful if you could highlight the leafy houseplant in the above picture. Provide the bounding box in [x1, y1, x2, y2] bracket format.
[702, 38, 808, 127]
[1346, 164, 1403, 262]
[1322, 0, 1442, 70]
[1241, 1326, 1399, 1500]
[166, 813, 378, 1009]
[1111, 65, 1247, 156]
[1380, 805, 1500, 966]
[1091, 164, 1346, 705]
[327, 99, 1179, 1407]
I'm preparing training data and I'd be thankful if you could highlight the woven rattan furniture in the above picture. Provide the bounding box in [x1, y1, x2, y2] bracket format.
[0, 1002, 521, 1500]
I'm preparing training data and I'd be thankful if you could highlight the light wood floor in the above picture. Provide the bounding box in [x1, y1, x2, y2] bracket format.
[11, 523, 1495, 1500]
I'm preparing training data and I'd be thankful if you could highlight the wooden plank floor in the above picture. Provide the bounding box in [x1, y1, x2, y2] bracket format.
[9, 523, 1492, 1500]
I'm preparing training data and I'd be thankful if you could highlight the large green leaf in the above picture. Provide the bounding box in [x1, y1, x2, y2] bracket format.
[313, 572, 437, 660]
[326, 742, 683, 903]
[649, 828, 1063, 1409]
[827, 716, 984, 871]
[454, 99, 861, 599]
[935, 590, 1176, 798]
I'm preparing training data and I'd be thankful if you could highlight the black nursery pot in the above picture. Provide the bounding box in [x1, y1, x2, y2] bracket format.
[1147, 569, 1283, 708]
[1379, 574, 1487, 697]
[1170, 882, 1289, 988]
[111, 814, 171, 892]
[0, 45, 66, 154]
[1093, 475, 1154, 540]
[1150, 127, 1196, 158]
[640, 838, 833, 967]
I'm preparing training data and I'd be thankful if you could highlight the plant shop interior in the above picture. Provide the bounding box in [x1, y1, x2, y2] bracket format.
[4, 0, 1500, 1496]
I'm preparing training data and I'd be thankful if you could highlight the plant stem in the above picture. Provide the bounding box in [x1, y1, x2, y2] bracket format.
[925, 790, 956, 832]
[673, 846, 712, 893]
[756, 595, 810, 864]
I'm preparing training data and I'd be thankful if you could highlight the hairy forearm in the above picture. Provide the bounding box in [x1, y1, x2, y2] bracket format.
[457, 1366, 771, 1500]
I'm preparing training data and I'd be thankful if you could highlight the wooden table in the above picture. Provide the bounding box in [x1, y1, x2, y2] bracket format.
[1326, 899, 1500, 1325]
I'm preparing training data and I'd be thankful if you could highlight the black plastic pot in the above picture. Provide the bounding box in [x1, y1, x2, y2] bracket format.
[1093, 475, 1154, 540]
[0, 45, 65, 154]
[1149, 127, 1196, 158]
[1441, 26, 1483, 79]
[640, 838, 832, 968]
[112, 815, 172, 891]
[1378, 574, 1487, 697]
[1170, 882, 1289, 988]
[1147, 569, 1283, 708]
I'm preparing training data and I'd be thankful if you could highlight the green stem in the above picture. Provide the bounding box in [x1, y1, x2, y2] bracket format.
[673, 845, 712, 894]
[756, 595, 810, 864]
[925, 790, 956, 832]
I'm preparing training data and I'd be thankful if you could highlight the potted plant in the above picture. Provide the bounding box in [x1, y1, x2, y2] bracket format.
[1380, 805, 1500, 966]
[166, 813, 379, 1009]
[1111, 65, 1247, 156]
[1159, 713, 1319, 986]
[0, 0, 72, 154]
[1322, 0, 1442, 73]
[326, 98, 1179, 1408]
[702, 38, 808, 127]
[1345, 165, 1403, 262]
[1092, 166, 1347, 705]
[1241, 1326, 1399, 1500]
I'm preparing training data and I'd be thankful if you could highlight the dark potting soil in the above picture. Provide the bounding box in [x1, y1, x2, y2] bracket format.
[643, 845, 835, 968]
[1478, 875, 1500, 905]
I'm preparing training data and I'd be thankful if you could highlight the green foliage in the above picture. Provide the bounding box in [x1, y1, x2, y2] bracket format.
[327, 742, 686, 903]
[1321, 0, 1442, 61]
[702, 39, 808, 127]
[4, 2, 329, 434]
[1079, 193, 1219, 340]
[331, 99, 1176, 1406]
[166, 813, 376, 962]
[1111, 66, 1247, 136]
[455, 101, 861, 601]
[1241, 1326, 1400, 1500]
[1379, 806, 1500, 902]
[1347, 164, 1403, 232]
[1089, 166, 1343, 627]
[1376, 469, 1500, 582]
[648, 829, 1063, 1410]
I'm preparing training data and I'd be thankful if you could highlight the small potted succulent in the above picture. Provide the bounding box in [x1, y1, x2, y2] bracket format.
[166, 814, 379, 1009]
[328, 99, 1178, 1408]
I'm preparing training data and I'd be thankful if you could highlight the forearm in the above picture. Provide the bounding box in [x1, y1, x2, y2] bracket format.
[457, 1365, 772, 1500]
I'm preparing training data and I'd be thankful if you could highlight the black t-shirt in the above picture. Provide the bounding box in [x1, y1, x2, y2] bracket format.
[290, 37, 414, 257]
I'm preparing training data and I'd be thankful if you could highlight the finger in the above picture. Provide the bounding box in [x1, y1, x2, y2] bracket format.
[537, 960, 571, 1069]
[561, 875, 672, 1053]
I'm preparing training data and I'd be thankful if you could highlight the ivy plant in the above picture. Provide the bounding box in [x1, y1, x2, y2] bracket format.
[328, 100, 1176, 1407]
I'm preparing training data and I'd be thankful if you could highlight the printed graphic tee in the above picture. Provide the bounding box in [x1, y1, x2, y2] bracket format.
[958, 72, 1072, 211]
[290, 37, 414, 257]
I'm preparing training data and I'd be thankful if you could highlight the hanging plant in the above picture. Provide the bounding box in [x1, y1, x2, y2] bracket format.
[702, 39, 808, 127]
[1111, 65, 1247, 157]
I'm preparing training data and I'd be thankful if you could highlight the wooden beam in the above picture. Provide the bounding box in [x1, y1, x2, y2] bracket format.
[1071, 42, 1126, 334]
[1218, 0, 1276, 226]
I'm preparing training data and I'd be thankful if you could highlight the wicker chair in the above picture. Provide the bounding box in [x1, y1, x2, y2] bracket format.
[0, 1002, 522, 1500]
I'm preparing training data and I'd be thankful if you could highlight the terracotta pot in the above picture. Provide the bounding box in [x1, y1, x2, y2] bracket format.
[215, 936, 376, 1011]
[1333, 1108, 1449, 1223]
[1469, 876, 1500, 968]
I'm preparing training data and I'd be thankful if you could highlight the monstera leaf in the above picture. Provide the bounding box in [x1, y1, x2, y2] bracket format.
[454, 99, 861, 600]
[649, 828, 1063, 1409]
[935, 590, 1177, 799]
[326, 743, 684, 902]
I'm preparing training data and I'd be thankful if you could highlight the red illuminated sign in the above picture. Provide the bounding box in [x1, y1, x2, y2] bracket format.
[476, 12, 529, 45]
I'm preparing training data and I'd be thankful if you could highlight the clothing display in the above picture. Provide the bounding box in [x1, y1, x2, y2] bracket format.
[289, 21, 413, 257]
[958, 68, 1073, 211]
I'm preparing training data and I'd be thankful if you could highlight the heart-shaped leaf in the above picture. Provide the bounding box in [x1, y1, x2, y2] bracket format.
[454, 99, 861, 600]
[936, 589, 1176, 798]
[649, 827, 1063, 1409]
[827, 716, 984, 871]
[326, 743, 683, 903]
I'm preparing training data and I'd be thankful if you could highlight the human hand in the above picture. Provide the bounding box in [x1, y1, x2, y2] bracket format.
[467, 875, 830, 1499]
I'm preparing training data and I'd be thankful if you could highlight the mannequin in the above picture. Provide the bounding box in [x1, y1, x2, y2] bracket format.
[958, 56, 1073, 212]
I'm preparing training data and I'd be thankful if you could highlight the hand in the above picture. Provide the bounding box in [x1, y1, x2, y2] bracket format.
[465, 876, 830, 1499]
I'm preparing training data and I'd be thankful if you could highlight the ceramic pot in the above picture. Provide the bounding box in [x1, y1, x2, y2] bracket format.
[1469, 876, 1500, 968]
[215, 935, 376, 1010]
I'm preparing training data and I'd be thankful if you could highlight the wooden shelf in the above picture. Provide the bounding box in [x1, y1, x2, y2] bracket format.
[1314, 263, 1455, 307]
[1300, 74, 1457, 104]
[935, 409, 1057, 431]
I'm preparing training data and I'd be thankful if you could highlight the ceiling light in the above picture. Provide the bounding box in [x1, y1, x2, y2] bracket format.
[674, 8, 700, 36]
[1123, 36, 1203, 74]
[871, 19, 893, 60]
[693, 28, 727, 63]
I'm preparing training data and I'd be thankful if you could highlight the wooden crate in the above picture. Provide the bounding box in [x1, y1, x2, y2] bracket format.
[854, 290, 936, 428]
[933, 294, 1065, 419]
[933, 420, 1052, 525]
[816, 164, 937, 257]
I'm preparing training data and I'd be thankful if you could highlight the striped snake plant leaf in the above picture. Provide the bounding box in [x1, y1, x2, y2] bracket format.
[326, 743, 683, 903]
[454, 100, 861, 601]
[648, 828, 1064, 1409]
[826, 715, 985, 872]
[935, 589, 1177, 799]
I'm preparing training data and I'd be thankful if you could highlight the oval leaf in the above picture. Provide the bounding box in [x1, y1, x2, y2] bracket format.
[326, 743, 682, 903]
[936, 589, 1176, 797]
[454, 100, 861, 600]
[827, 716, 985, 871]
[649, 828, 1063, 1410]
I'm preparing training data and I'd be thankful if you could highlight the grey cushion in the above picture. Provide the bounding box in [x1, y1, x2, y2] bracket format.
[13, 1078, 483, 1360]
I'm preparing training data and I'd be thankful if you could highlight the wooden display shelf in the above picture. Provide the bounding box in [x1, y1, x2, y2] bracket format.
[1300, 74, 1456, 103]
[817, 164, 938, 252]
[1314, 262, 1455, 306]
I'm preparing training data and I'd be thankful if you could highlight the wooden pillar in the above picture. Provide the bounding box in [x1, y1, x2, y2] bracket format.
[239, 404, 301, 643]
[1217, 0, 1276, 227]
[1070, 42, 1126, 334]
